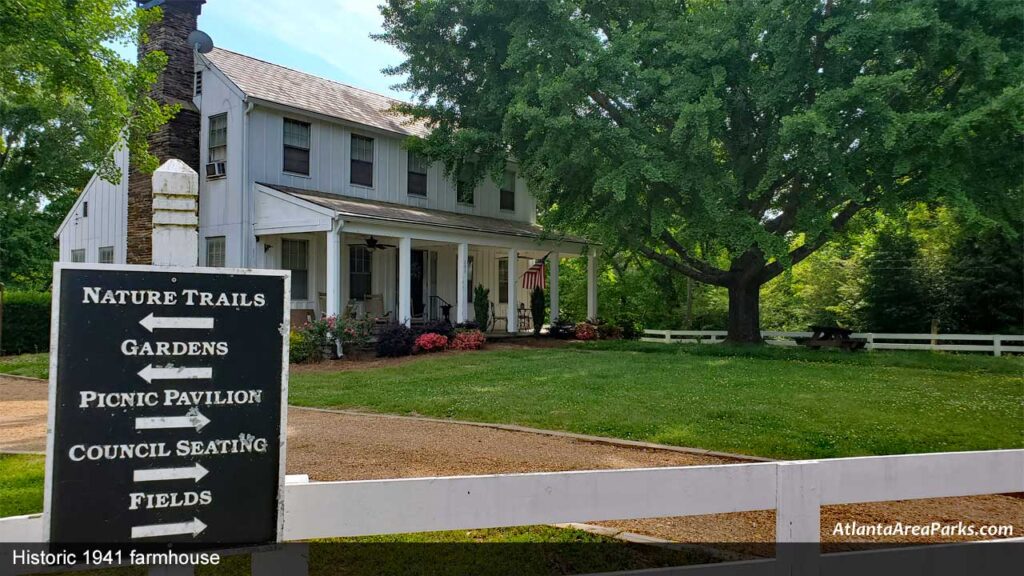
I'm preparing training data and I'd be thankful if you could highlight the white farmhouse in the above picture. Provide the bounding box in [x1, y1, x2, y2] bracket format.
[56, 0, 596, 331]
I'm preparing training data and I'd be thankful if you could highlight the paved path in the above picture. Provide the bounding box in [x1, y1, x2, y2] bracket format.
[2, 375, 1020, 554]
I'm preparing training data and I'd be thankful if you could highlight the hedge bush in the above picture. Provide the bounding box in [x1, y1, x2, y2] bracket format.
[2, 291, 51, 354]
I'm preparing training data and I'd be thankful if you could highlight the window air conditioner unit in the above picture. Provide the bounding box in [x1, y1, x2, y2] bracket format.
[206, 161, 226, 178]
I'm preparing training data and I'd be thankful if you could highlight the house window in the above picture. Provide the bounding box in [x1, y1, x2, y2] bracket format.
[282, 239, 309, 300]
[283, 119, 311, 175]
[71, 249, 85, 263]
[82, 202, 88, 217]
[467, 255, 475, 303]
[498, 258, 509, 304]
[206, 236, 225, 267]
[500, 171, 515, 211]
[407, 151, 428, 196]
[456, 174, 474, 205]
[98, 246, 114, 264]
[208, 114, 227, 170]
[351, 134, 374, 187]
[349, 246, 372, 300]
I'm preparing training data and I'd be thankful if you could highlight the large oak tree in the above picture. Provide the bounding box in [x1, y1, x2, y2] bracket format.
[378, 0, 1022, 342]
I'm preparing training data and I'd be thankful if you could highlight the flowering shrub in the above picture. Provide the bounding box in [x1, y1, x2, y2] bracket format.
[414, 332, 448, 353]
[336, 316, 374, 349]
[574, 322, 598, 341]
[450, 329, 487, 350]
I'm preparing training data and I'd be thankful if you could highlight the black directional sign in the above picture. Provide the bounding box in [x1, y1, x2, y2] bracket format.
[44, 264, 289, 546]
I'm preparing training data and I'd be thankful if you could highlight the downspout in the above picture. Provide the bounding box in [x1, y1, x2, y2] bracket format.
[242, 99, 254, 266]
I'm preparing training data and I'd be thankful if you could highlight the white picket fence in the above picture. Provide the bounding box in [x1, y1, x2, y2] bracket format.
[1, 449, 1021, 575]
[641, 330, 1024, 356]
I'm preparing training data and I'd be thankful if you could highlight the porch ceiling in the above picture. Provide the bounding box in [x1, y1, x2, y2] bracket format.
[256, 182, 589, 246]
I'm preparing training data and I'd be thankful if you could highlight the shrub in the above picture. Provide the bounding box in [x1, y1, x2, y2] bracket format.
[414, 332, 448, 353]
[289, 331, 317, 364]
[450, 329, 486, 350]
[575, 322, 598, 341]
[612, 313, 643, 340]
[336, 316, 374, 349]
[376, 323, 416, 357]
[530, 287, 545, 335]
[455, 321, 481, 331]
[473, 284, 490, 330]
[548, 316, 576, 339]
[414, 319, 455, 339]
[597, 323, 623, 340]
[1, 290, 50, 354]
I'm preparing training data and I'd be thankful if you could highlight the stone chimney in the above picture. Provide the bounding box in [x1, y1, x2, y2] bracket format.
[126, 0, 206, 265]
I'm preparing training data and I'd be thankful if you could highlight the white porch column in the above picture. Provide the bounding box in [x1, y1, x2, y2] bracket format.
[549, 253, 560, 322]
[587, 248, 598, 321]
[507, 249, 518, 333]
[456, 242, 469, 324]
[151, 159, 198, 266]
[398, 236, 412, 326]
[325, 221, 342, 317]
[339, 231, 349, 308]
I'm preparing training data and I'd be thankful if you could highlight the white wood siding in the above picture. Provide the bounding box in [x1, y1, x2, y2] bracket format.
[245, 106, 537, 225]
[195, 62, 247, 268]
[56, 144, 128, 264]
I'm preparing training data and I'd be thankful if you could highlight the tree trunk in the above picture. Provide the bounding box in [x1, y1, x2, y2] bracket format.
[726, 280, 763, 344]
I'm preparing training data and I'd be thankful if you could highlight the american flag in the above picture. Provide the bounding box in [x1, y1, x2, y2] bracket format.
[522, 261, 546, 290]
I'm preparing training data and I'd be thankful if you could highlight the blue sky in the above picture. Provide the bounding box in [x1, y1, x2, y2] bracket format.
[117, 0, 412, 100]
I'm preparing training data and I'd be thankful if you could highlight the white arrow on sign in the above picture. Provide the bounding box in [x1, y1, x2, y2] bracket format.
[131, 517, 207, 539]
[135, 408, 210, 432]
[133, 463, 209, 484]
[139, 313, 214, 333]
[137, 364, 212, 384]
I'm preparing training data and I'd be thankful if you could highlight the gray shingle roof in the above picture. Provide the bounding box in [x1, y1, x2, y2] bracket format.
[204, 48, 429, 137]
[259, 182, 588, 245]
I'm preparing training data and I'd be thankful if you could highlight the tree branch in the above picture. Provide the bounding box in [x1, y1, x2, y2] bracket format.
[758, 200, 864, 283]
[587, 90, 627, 127]
[637, 245, 727, 286]
[659, 231, 729, 282]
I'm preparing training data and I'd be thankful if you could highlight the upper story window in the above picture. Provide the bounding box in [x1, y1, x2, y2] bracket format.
[351, 134, 374, 187]
[283, 119, 311, 176]
[208, 114, 227, 178]
[98, 246, 114, 264]
[500, 171, 515, 211]
[407, 151, 428, 197]
[456, 167, 474, 205]
[281, 239, 309, 300]
[206, 236, 225, 267]
[71, 249, 85, 263]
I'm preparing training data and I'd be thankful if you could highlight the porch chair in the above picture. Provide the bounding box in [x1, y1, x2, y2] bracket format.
[489, 302, 506, 333]
[364, 294, 393, 335]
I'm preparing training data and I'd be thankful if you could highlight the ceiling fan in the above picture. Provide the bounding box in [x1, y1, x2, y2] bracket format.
[349, 236, 396, 251]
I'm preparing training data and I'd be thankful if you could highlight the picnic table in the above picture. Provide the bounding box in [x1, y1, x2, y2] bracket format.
[797, 325, 866, 351]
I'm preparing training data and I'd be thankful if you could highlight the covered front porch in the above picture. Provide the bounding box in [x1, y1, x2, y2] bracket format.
[252, 183, 596, 332]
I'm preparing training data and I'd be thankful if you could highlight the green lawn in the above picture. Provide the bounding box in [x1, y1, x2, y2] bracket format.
[0, 454, 45, 517]
[4, 343, 1022, 459]
[290, 342, 1024, 460]
[0, 353, 47, 380]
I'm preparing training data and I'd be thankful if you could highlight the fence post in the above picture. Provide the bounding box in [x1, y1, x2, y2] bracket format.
[665, 332, 671, 343]
[993, 335, 1002, 357]
[252, 544, 309, 576]
[776, 461, 820, 576]
[866, 333, 874, 351]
